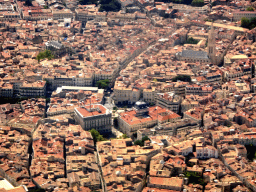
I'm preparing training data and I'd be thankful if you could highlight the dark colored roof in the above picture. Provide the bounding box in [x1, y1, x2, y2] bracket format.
[181, 50, 209, 59]
[134, 101, 148, 110]
[46, 41, 63, 49]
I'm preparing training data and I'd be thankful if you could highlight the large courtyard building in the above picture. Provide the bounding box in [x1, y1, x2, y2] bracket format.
[118, 102, 181, 136]
[176, 23, 217, 64]
[176, 50, 210, 63]
[156, 92, 181, 113]
[74, 104, 112, 134]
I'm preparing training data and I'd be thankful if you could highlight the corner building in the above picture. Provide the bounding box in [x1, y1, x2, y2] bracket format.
[74, 104, 111, 134]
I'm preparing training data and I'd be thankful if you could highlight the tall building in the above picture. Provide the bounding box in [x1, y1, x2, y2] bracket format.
[118, 102, 181, 136]
[207, 23, 217, 65]
[74, 104, 111, 134]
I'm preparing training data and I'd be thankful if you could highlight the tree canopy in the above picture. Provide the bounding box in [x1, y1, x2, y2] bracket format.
[191, 0, 204, 6]
[29, 189, 46, 192]
[96, 79, 110, 89]
[246, 6, 254, 11]
[99, 0, 121, 12]
[89, 129, 107, 145]
[118, 134, 128, 139]
[134, 136, 150, 146]
[184, 171, 206, 186]
[36, 50, 54, 63]
[185, 37, 199, 44]
[155, 0, 193, 5]
[154, 0, 204, 6]
[172, 75, 191, 82]
[79, 0, 98, 5]
[241, 17, 256, 29]
[134, 140, 143, 146]
[24, 0, 33, 6]
[245, 144, 256, 161]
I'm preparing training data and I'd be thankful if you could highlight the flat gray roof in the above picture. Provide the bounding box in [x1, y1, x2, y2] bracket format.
[181, 50, 209, 59]
[0, 179, 14, 190]
[56, 86, 104, 94]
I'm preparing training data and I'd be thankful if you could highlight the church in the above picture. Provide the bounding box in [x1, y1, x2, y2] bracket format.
[176, 23, 217, 64]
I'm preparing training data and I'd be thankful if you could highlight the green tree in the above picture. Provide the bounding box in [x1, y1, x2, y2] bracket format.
[142, 136, 150, 143]
[134, 136, 150, 146]
[134, 140, 144, 146]
[246, 6, 254, 11]
[29, 189, 46, 192]
[119, 134, 128, 139]
[211, 1, 216, 6]
[24, 0, 33, 6]
[89, 129, 106, 145]
[225, 121, 232, 127]
[96, 79, 110, 89]
[241, 17, 250, 28]
[245, 144, 256, 161]
[79, 0, 98, 5]
[113, 117, 118, 127]
[36, 50, 54, 63]
[184, 171, 206, 186]
[99, 0, 121, 12]
[172, 75, 191, 82]
[149, 102, 155, 106]
[185, 37, 199, 44]
[191, 0, 204, 6]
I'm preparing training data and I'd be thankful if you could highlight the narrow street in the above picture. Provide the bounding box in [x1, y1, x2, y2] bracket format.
[111, 126, 123, 138]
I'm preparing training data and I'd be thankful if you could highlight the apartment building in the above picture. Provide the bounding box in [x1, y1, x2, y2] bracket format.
[19, 81, 46, 97]
[138, 118, 199, 138]
[94, 68, 119, 84]
[165, 82, 189, 96]
[118, 103, 181, 136]
[183, 107, 204, 124]
[222, 60, 252, 81]
[113, 81, 141, 105]
[45, 75, 94, 90]
[233, 11, 256, 21]
[74, 104, 111, 134]
[1, 83, 13, 98]
[143, 88, 157, 103]
[147, 177, 184, 191]
[181, 100, 199, 113]
[185, 84, 213, 96]
[156, 92, 181, 113]
[205, 72, 222, 83]
[0, 12, 21, 21]
[97, 138, 160, 191]
[22, 8, 52, 20]
[52, 9, 74, 20]
[75, 5, 107, 21]
[172, 4, 208, 13]
[195, 145, 218, 159]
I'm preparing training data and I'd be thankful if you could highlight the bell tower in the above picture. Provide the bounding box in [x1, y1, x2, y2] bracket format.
[208, 22, 217, 64]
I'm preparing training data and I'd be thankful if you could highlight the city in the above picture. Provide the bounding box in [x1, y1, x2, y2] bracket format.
[0, 0, 256, 191]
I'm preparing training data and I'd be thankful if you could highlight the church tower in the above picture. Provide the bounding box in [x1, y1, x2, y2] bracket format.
[208, 23, 217, 65]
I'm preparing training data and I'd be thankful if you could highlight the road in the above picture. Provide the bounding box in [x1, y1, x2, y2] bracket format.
[104, 93, 115, 111]
[111, 126, 123, 138]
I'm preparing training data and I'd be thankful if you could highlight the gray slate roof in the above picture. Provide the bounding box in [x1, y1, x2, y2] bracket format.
[45, 41, 63, 49]
[181, 50, 209, 59]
